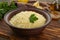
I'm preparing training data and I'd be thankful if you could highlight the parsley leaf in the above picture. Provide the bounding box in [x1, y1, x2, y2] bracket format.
[29, 14, 38, 23]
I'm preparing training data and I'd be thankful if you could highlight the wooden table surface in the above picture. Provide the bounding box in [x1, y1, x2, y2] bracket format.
[0, 19, 60, 40]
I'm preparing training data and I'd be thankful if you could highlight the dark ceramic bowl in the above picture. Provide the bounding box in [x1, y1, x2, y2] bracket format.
[4, 4, 51, 36]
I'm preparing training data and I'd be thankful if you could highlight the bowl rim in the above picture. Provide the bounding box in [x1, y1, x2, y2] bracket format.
[4, 7, 52, 30]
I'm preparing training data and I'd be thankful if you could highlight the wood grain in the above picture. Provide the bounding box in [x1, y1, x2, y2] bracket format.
[0, 19, 60, 40]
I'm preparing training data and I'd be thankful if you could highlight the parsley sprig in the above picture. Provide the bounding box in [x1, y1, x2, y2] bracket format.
[0, 1, 17, 20]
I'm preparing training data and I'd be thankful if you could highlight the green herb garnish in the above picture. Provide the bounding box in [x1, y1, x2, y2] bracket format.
[29, 14, 38, 23]
[0, 1, 17, 20]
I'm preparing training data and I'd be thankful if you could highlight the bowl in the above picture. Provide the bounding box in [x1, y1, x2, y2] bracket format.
[4, 4, 51, 36]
